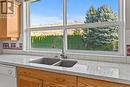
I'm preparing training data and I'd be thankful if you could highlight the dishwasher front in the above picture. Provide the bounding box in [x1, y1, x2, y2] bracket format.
[0, 64, 17, 87]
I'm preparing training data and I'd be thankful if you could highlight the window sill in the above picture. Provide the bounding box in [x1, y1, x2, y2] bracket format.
[66, 51, 126, 58]
[2, 49, 126, 58]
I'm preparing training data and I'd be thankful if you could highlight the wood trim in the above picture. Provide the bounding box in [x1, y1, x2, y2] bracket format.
[7, 1, 14, 14]
[1, 1, 7, 14]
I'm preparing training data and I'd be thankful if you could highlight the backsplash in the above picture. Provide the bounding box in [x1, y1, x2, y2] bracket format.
[2, 33, 23, 50]
[0, 41, 2, 54]
[2, 41, 22, 50]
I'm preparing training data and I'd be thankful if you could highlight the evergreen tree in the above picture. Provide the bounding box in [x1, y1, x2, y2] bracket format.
[83, 5, 118, 51]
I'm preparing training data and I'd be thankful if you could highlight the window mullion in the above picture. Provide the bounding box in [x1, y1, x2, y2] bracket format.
[27, 1, 31, 50]
[118, 0, 125, 56]
[29, 26, 64, 31]
[63, 0, 67, 54]
[65, 21, 120, 30]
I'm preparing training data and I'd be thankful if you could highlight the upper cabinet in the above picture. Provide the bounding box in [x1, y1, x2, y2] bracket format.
[0, 0, 20, 40]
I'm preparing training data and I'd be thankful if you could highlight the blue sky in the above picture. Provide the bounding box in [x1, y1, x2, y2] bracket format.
[30, 0, 118, 26]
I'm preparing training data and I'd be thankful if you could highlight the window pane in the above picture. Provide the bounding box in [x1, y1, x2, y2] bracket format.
[31, 30, 63, 49]
[67, 26, 119, 51]
[67, 0, 119, 25]
[30, 0, 63, 27]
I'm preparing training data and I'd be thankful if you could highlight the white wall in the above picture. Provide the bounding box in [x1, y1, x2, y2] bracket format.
[126, 0, 130, 44]
[125, 0, 130, 63]
[126, 0, 130, 30]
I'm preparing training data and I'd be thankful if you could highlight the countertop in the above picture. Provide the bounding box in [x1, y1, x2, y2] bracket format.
[0, 54, 130, 85]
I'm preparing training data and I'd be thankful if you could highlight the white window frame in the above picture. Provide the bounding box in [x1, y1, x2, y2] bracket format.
[23, 0, 126, 56]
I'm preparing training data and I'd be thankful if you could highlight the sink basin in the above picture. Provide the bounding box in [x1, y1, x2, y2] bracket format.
[30, 58, 60, 65]
[30, 58, 77, 68]
[54, 60, 77, 67]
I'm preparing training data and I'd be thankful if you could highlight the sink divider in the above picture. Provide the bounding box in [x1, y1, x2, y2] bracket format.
[52, 60, 62, 66]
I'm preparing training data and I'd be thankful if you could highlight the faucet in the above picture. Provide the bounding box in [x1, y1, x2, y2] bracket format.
[60, 29, 67, 59]
[60, 0, 67, 60]
[60, 53, 67, 59]
[60, 39, 67, 59]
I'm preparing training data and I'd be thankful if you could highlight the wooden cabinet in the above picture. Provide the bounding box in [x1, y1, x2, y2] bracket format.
[78, 77, 130, 87]
[17, 67, 130, 87]
[18, 76, 42, 87]
[17, 67, 77, 87]
[0, 1, 20, 40]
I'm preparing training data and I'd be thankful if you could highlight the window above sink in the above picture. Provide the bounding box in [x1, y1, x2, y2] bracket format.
[23, 0, 125, 56]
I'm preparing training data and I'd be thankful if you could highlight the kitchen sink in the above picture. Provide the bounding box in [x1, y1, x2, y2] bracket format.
[30, 58, 60, 65]
[54, 60, 77, 67]
[30, 58, 77, 67]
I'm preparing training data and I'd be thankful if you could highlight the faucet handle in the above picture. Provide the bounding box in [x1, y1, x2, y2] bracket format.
[60, 54, 67, 59]
[54, 55, 59, 58]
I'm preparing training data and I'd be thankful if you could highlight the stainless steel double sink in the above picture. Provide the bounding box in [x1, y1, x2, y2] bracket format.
[30, 58, 77, 68]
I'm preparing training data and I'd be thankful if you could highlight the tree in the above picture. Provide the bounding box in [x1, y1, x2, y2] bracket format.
[83, 5, 118, 51]
[73, 28, 82, 35]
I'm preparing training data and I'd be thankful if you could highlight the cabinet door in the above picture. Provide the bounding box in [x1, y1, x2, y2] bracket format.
[7, 3, 20, 39]
[78, 77, 130, 87]
[42, 73, 77, 87]
[0, 18, 7, 37]
[18, 76, 42, 87]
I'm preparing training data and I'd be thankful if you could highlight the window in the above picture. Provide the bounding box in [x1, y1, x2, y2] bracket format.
[31, 30, 63, 49]
[67, 25, 119, 51]
[27, 0, 124, 55]
[30, 0, 63, 27]
[29, 0, 63, 51]
[67, 0, 119, 25]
